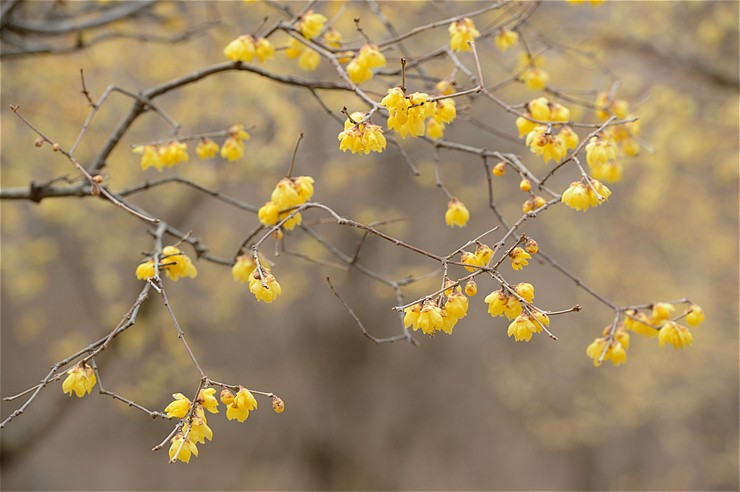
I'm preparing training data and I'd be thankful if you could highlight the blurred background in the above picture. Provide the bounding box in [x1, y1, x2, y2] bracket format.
[1, 1, 738, 490]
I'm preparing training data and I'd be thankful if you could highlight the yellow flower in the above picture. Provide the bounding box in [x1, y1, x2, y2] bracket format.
[595, 92, 630, 121]
[158, 141, 189, 167]
[507, 315, 540, 342]
[485, 290, 508, 318]
[509, 247, 531, 270]
[271, 178, 302, 209]
[346, 44, 386, 84]
[426, 119, 444, 139]
[169, 432, 198, 463]
[403, 303, 422, 329]
[591, 161, 623, 183]
[586, 135, 617, 168]
[135, 259, 155, 280]
[196, 138, 219, 160]
[495, 28, 519, 52]
[285, 37, 304, 59]
[226, 387, 258, 422]
[164, 393, 192, 419]
[161, 246, 198, 281]
[298, 48, 320, 71]
[445, 291, 469, 320]
[278, 210, 302, 231]
[521, 67, 550, 90]
[133, 145, 163, 171]
[294, 175, 315, 202]
[561, 178, 611, 212]
[464, 280, 478, 297]
[258, 201, 279, 226]
[685, 304, 705, 326]
[624, 309, 658, 337]
[197, 388, 219, 414]
[434, 98, 457, 124]
[475, 243, 493, 265]
[436, 79, 455, 95]
[224, 35, 256, 63]
[248, 270, 282, 303]
[658, 321, 693, 350]
[322, 28, 342, 48]
[338, 112, 386, 154]
[558, 126, 579, 150]
[272, 396, 285, 413]
[232, 255, 257, 283]
[525, 238, 539, 255]
[504, 296, 522, 320]
[492, 161, 507, 176]
[514, 282, 535, 303]
[184, 415, 213, 445]
[448, 17, 480, 52]
[520, 179, 532, 192]
[254, 37, 275, 62]
[586, 337, 627, 367]
[62, 363, 96, 397]
[651, 302, 675, 322]
[415, 302, 444, 335]
[445, 198, 470, 228]
[525, 126, 567, 164]
[220, 389, 234, 405]
[297, 10, 327, 39]
[220, 137, 244, 161]
[461, 250, 482, 272]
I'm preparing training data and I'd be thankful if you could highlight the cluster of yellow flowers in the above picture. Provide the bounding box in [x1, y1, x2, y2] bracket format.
[403, 284, 470, 336]
[135, 245, 198, 281]
[284, 10, 327, 71]
[448, 17, 480, 52]
[460, 243, 493, 272]
[586, 327, 630, 367]
[232, 254, 282, 303]
[517, 53, 550, 90]
[62, 362, 97, 397]
[164, 386, 278, 463]
[132, 125, 249, 170]
[445, 198, 470, 228]
[594, 92, 642, 167]
[585, 134, 621, 182]
[257, 175, 315, 231]
[381, 87, 457, 140]
[515, 97, 578, 164]
[561, 177, 612, 212]
[220, 124, 251, 161]
[485, 283, 549, 342]
[133, 142, 188, 171]
[223, 34, 275, 63]
[346, 44, 386, 84]
[338, 111, 386, 154]
[521, 195, 547, 214]
[516, 97, 571, 137]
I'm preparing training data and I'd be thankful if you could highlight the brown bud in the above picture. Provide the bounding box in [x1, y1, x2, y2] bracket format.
[92, 175, 104, 184]
[34, 138, 44, 147]
[51, 143, 61, 152]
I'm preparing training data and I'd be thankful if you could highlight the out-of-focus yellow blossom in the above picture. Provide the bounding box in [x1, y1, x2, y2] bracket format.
[323, 28, 342, 48]
[436, 79, 456, 95]
[133, 145, 163, 171]
[658, 321, 693, 350]
[196, 138, 219, 159]
[651, 302, 675, 322]
[522, 195, 546, 213]
[297, 10, 327, 39]
[561, 178, 611, 211]
[278, 210, 302, 231]
[164, 393, 192, 419]
[197, 388, 219, 414]
[595, 92, 629, 120]
[509, 247, 531, 270]
[224, 35, 256, 63]
[62, 363, 96, 397]
[338, 111, 387, 154]
[169, 432, 198, 463]
[591, 161, 622, 183]
[495, 28, 519, 52]
[248, 270, 282, 303]
[526, 126, 567, 163]
[232, 255, 257, 283]
[685, 304, 705, 326]
[448, 17, 480, 52]
[521, 67, 549, 90]
[346, 44, 386, 84]
[520, 179, 531, 192]
[445, 198, 470, 228]
[161, 246, 198, 281]
[258, 201, 279, 226]
[514, 282, 535, 303]
[559, 126, 579, 149]
[434, 98, 457, 124]
[254, 37, 275, 62]
[614, 328, 630, 350]
[427, 119, 444, 139]
[508, 315, 541, 342]
[285, 38, 320, 71]
[226, 387, 258, 422]
[159, 141, 189, 167]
